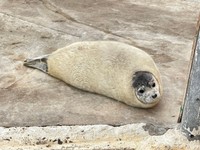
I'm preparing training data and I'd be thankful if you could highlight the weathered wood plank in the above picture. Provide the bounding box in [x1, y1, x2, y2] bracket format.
[181, 16, 200, 140]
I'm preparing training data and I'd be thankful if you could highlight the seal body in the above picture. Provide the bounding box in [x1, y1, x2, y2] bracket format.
[24, 41, 162, 108]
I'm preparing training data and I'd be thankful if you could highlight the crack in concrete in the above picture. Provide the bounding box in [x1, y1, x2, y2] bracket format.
[3, 70, 36, 89]
[40, 0, 138, 46]
[0, 12, 80, 38]
[0, 1, 139, 47]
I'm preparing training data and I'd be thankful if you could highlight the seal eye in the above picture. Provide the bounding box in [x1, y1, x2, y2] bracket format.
[152, 83, 155, 87]
[139, 89, 145, 94]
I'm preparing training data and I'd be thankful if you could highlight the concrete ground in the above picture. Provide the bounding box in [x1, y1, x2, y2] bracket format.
[0, 0, 200, 149]
[0, 124, 199, 150]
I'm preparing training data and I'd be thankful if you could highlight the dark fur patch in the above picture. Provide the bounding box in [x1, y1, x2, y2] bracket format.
[132, 71, 153, 88]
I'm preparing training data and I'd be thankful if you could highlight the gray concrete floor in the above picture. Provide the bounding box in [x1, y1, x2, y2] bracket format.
[1, 0, 200, 149]
[0, 124, 199, 150]
[0, 0, 200, 127]
[0, 0, 200, 131]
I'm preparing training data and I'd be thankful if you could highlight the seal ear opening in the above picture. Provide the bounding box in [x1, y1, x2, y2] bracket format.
[24, 55, 49, 73]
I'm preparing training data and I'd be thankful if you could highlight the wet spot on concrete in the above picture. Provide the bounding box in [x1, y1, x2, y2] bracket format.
[142, 123, 170, 136]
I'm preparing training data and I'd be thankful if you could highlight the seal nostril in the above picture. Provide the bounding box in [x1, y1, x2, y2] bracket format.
[152, 94, 157, 99]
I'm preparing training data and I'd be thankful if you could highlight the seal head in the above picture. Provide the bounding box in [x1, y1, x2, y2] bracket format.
[133, 71, 160, 104]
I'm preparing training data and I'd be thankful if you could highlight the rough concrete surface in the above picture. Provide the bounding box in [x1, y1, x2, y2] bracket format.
[0, 124, 199, 150]
[0, 0, 200, 127]
[0, 0, 200, 149]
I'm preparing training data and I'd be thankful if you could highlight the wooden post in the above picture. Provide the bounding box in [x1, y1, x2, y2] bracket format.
[181, 15, 200, 140]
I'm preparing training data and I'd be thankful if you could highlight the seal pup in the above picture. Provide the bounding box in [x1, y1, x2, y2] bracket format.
[24, 41, 162, 108]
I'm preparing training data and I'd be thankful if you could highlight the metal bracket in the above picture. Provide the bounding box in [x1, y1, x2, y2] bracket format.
[181, 15, 200, 141]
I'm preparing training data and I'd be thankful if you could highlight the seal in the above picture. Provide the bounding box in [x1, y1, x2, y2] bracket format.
[24, 41, 162, 108]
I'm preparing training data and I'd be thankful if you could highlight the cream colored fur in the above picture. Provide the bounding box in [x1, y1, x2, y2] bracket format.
[47, 41, 162, 108]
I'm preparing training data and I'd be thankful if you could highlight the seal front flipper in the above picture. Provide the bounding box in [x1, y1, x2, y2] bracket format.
[24, 55, 49, 73]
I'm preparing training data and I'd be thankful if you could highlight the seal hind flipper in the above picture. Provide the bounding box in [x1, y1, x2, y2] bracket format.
[24, 55, 49, 73]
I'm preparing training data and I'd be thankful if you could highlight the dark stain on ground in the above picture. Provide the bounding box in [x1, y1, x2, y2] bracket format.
[153, 53, 174, 63]
[57, 138, 63, 145]
[142, 123, 170, 136]
[136, 45, 175, 63]
[36, 139, 47, 145]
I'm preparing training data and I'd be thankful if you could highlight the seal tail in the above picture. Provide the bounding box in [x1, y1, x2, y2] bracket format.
[24, 55, 49, 73]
